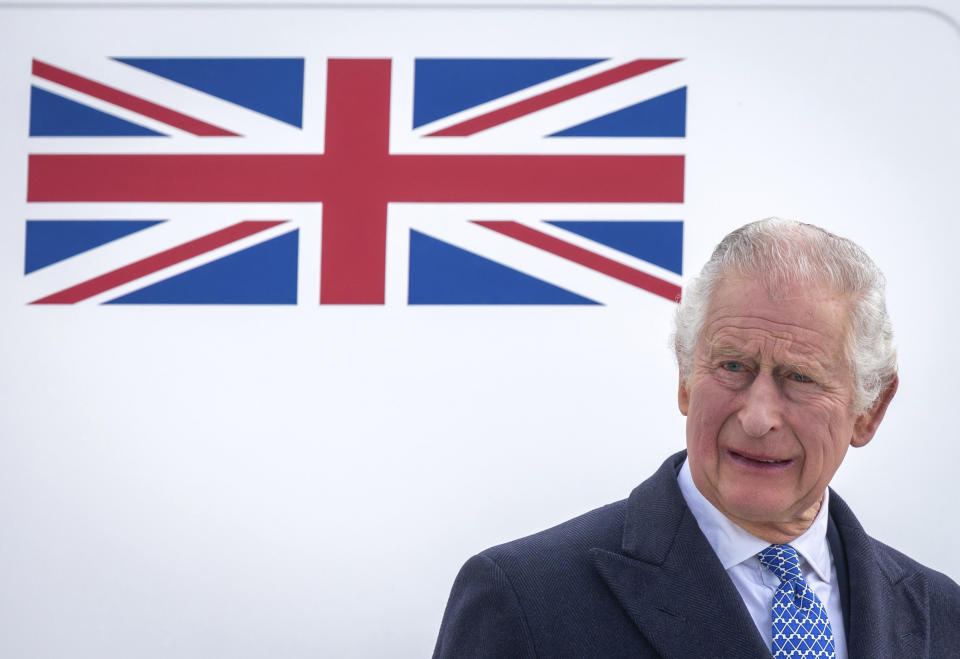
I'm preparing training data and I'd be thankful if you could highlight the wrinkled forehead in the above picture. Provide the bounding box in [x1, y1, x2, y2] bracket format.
[720, 263, 852, 300]
[701, 274, 856, 365]
[713, 265, 862, 321]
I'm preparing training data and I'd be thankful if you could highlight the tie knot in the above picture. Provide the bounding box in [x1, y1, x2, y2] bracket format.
[758, 544, 804, 582]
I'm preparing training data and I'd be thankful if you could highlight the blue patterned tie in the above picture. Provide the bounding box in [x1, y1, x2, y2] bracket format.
[757, 544, 836, 658]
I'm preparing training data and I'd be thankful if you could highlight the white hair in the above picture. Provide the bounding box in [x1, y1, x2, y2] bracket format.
[673, 218, 897, 414]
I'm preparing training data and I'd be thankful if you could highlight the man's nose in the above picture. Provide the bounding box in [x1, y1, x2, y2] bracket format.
[738, 373, 781, 437]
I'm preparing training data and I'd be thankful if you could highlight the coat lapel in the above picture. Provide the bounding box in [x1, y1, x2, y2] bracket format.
[829, 492, 929, 659]
[591, 453, 769, 658]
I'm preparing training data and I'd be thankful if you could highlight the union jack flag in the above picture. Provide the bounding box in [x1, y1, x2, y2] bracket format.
[25, 56, 685, 305]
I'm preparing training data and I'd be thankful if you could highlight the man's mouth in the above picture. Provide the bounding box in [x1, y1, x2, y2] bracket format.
[727, 450, 793, 468]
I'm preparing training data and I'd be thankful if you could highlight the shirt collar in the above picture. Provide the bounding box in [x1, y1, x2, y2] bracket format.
[677, 457, 833, 582]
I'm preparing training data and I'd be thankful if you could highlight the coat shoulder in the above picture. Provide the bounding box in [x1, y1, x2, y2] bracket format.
[434, 498, 651, 658]
[867, 536, 960, 609]
[482, 498, 628, 568]
[483, 451, 686, 571]
[434, 454, 687, 658]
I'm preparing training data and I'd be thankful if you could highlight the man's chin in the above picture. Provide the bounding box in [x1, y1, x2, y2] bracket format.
[716, 493, 801, 528]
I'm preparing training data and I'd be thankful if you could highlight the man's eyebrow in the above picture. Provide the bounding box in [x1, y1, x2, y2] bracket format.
[707, 344, 750, 360]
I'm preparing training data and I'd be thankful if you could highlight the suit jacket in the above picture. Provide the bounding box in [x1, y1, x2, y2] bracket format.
[434, 452, 960, 658]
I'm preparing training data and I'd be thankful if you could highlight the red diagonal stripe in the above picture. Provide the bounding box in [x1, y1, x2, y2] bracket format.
[473, 220, 681, 303]
[427, 58, 680, 137]
[33, 59, 238, 137]
[31, 220, 284, 305]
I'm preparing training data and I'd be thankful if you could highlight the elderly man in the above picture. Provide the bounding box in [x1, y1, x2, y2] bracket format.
[434, 219, 960, 658]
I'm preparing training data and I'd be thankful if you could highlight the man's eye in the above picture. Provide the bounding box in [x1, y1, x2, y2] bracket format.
[789, 373, 813, 383]
[722, 362, 745, 372]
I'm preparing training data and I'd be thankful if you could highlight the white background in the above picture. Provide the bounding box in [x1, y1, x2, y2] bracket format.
[1, 2, 958, 656]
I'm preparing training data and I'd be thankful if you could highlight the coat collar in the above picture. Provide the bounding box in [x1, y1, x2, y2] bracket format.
[828, 491, 929, 658]
[590, 452, 769, 657]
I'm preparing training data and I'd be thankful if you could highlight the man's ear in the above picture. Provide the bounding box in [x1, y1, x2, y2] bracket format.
[851, 374, 898, 448]
[678, 376, 690, 416]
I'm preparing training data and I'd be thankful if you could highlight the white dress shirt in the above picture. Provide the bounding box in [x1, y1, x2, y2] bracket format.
[677, 459, 847, 658]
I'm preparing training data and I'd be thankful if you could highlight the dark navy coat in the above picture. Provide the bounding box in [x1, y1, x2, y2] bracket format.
[434, 452, 960, 658]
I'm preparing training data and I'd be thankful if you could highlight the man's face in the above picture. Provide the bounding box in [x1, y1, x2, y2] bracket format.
[678, 276, 887, 535]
